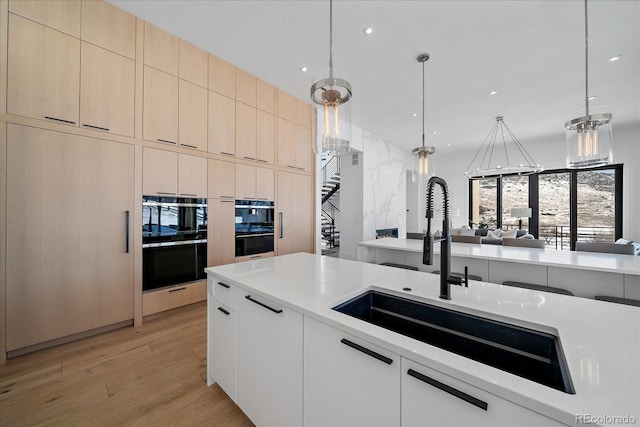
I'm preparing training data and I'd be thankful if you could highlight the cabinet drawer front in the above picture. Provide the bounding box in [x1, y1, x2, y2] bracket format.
[214, 280, 236, 311]
[401, 358, 561, 426]
[212, 302, 237, 402]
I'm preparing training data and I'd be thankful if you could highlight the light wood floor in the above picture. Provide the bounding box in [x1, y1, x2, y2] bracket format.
[0, 302, 254, 426]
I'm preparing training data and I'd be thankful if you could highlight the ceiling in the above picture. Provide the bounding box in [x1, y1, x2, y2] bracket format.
[109, 0, 640, 155]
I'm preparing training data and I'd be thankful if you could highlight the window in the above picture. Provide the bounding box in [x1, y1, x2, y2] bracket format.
[468, 164, 622, 250]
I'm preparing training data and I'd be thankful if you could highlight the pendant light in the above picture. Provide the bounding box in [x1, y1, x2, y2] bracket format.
[463, 116, 543, 179]
[565, 0, 613, 168]
[411, 54, 435, 183]
[311, 0, 352, 156]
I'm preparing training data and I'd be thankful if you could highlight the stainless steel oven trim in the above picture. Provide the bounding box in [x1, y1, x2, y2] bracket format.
[142, 239, 207, 248]
[234, 204, 273, 209]
[143, 201, 207, 208]
[236, 233, 275, 238]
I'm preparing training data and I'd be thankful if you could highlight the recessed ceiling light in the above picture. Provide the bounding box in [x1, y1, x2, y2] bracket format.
[412, 113, 417, 117]
[299, 66, 308, 72]
[432, 131, 437, 135]
[447, 144, 451, 147]
[588, 96, 596, 101]
[363, 27, 374, 35]
[489, 90, 498, 95]
[608, 55, 621, 62]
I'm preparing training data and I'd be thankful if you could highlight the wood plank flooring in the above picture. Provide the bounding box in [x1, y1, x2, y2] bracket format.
[0, 302, 254, 426]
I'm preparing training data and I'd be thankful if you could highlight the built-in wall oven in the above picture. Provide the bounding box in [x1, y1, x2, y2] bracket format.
[235, 200, 275, 257]
[142, 196, 207, 291]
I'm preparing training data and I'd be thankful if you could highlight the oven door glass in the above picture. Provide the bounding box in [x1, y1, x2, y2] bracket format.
[142, 196, 207, 244]
[143, 242, 207, 291]
[235, 234, 275, 257]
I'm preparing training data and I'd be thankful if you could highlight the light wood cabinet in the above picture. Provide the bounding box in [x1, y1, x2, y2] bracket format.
[80, 42, 135, 137]
[296, 99, 313, 129]
[236, 68, 257, 107]
[277, 171, 313, 255]
[179, 80, 208, 151]
[208, 199, 236, 266]
[143, 147, 178, 196]
[142, 281, 206, 317]
[208, 159, 236, 199]
[209, 54, 235, 98]
[256, 110, 275, 164]
[257, 78, 276, 114]
[304, 316, 401, 427]
[277, 118, 297, 169]
[6, 125, 134, 351]
[179, 39, 208, 88]
[236, 165, 274, 201]
[178, 153, 208, 198]
[7, 13, 80, 126]
[143, 22, 179, 76]
[81, 0, 135, 59]
[143, 66, 179, 145]
[9, 0, 80, 37]
[208, 91, 236, 157]
[296, 125, 313, 172]
[235, 252, 274, 263]
[277, 89, 297, 122]
[237, 292, 303, 426]
[236, 102, 257, 161]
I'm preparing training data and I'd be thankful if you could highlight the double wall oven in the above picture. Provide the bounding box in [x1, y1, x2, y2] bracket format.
[235, 200, 275, 257]
[142, 196, 207, 291]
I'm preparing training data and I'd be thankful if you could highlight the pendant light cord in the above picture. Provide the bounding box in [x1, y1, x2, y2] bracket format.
[422, 60, 426, 148]
[329, 0, 334, 79]
[584, 0, 589, 116]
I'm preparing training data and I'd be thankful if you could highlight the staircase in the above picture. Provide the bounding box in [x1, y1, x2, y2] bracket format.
[321, 156, 341, 250]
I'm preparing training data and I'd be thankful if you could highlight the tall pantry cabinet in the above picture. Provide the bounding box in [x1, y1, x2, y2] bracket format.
[0, 0, 317, 361]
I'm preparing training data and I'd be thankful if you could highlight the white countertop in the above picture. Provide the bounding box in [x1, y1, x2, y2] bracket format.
[206, 253, 640, 426]
[358, 238, 640, 275]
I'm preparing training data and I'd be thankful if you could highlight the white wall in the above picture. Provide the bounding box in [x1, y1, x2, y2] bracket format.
[339, 150, 364, 260]
[425, 121, 640, 240]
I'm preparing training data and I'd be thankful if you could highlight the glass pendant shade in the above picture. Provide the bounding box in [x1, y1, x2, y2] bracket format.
[412, 146, 435, 183]
[565, 113, 613, 168]
[311, 77, 352, 156]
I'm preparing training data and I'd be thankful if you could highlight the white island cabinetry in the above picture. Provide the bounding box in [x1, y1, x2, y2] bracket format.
[401, 358, 562, 426]
[236, 290, 303, 426]
[304, 316, 400, 427]
[211, 280, 237, 402]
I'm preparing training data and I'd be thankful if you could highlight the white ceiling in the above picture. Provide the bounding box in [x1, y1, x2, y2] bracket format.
[110, 0, 640, 155]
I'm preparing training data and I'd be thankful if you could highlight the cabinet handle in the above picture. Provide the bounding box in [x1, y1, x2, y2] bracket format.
[220, 152, 234, 156]
[168, 287, 187, 293]
[217, 307, 230, 316]
[249, 255, 261, 259]
[221, 195, 235, 199]
[157, 191, 177, 195]
[182, 144, 198, 149]
[180, 193, 198, 196]
[340, 339, 393, 365]
[44, 116, 76, 125]
[406, 369, 488, 411]
[217, 282, 230, 289]
[286, 165, 297, 169]
[125, 210, 130, 253]
[279, 212, 284, 238]
[82, 123, 109, 131]
[243, 156, 256, 160]
[257, 159, 269, 163]
[245, 295, 282, 314]
[157, 139, 177, 145]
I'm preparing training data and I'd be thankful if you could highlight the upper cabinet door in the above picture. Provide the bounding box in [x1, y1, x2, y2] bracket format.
[209, 55, 236, 98]
[296, 99, 313, 129]
[144, 22, 179, 76]
[257, 79, 276, 114]
[236, 68, 257, 107]
[277, 89, 297, 123]
[236, 102, 257, 161]
[143, 66, 179, 145]
[208, 91, 236, 157]
[256, 110, 275, 165]
[179, 80, 208, 151]
[179, 39, 208, 88]
[142, 147, 178, 197]
[80, 42, 135, 137]
[178, 154, 208, 198]
[296, 125, 313, 172]
[235, 164, 257, 200]
[81, 0, 135, 59]
[256, 167, 275, 201]
[277, 118, 297, 169]
[208, 159, 236, 199]
[9, 0, 80, 37]
[7, 14, 80, 126]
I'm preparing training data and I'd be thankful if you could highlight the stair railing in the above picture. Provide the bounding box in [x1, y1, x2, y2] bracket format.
[321, 201, 341, 248]
[322, 155, 341, 189]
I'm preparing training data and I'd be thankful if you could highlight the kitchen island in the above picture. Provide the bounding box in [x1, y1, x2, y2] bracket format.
[357, 238, 640, 299]
[205, 253, 639, 426]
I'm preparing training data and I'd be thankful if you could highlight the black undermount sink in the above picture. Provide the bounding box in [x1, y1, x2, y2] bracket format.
[333, 290, 574, 394]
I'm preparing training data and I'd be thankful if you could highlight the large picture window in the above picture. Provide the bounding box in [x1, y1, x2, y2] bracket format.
[468, 164, 622, 250]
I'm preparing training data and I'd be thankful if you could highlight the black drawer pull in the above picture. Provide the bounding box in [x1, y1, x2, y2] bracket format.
[45, 116, 76, 125]
[182, 144, 198, 149]
[156, 191, 177, 195]
[340, 339, 392, 365]
[82, 123, 109, 131]
[180, 193, 198, 196]
[257, 159, 269, 163]
[220, 152, 234, 156]
[217, 307, 230, 316]
[217, 282, 230, 289]
[243, 156, 256, 160]
[407, 369, 488, 411]
[168, 287, 187, 293]
[245, 295, 282, 314]
[157, 138, 177, 144]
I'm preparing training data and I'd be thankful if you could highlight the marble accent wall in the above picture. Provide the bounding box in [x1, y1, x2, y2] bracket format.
[362, 131, 409, 241]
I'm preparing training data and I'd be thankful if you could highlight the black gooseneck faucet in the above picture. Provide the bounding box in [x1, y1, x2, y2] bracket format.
[422, 176, 468, 300]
